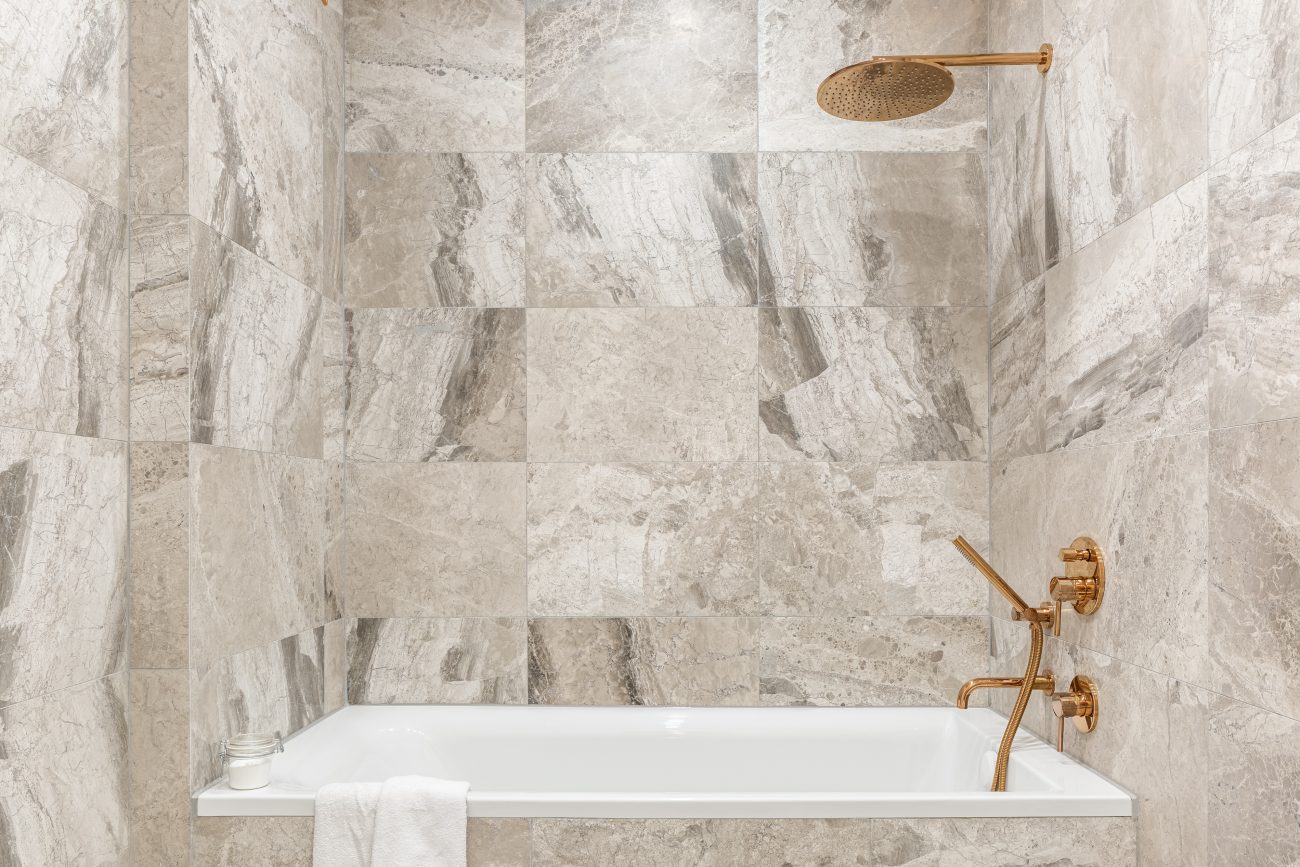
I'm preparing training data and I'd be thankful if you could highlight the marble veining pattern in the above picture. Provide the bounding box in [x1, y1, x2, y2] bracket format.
[128, 0, 187, 214]
[347, 308, 526, 463]
[129, 442, 188, 669]
[348, 618, 527, 704]
[760, 307, 988, 463]
[128, 668, 188, 867]
[527, 463, 761, 616]
[345, 0, 524, 152]
[129, 214, 190, 441]
[0, 149, 128, 439]
[1208, 0, 1300, 162]
[526, 153, 761, 307]
[0, 427, 127, 707]
[758, 151, 986, 307]
[345, 153, 524, 308]
[988, 107, 1052, 303]
[1209, 695, 1300, 866]
[525, 0, 757, 152]
[989, 276, 1046, 462]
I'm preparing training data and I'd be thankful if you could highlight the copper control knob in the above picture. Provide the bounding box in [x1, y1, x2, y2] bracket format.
[1050, 575, 1099, 604]
[1051, 675, 1099, 752]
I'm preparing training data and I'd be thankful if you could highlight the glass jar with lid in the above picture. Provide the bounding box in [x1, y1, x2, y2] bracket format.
[220, 731, 283, 790]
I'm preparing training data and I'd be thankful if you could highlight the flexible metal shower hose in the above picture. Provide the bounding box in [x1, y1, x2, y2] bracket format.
[992, 620, 1043, 792]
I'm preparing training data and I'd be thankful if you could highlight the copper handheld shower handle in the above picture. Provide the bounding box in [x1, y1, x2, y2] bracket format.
[951, 535, 1030, 616]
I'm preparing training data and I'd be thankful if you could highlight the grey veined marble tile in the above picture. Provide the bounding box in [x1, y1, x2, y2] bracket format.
[1044, 176, 1208, 451]
[1209, 110, 1300, 429]
[345, 461, 526, 618]
[191, 220, 324, 459]
[989, 277, 1046, 463]
[525, 0, 757, 152]
[1209, 696, 1300, 867]
[346, 0, 524, 152]
[129, 668, 189, 867]
[348, 617, 527, 704]
[526, 153, 761, 307]
[758, 152, 986, 307]
[527, 308, 759, 462]
[0, 149, 128, 439]
[0, 675, 129, 867]
[345, 153, 524, 308]
[527, 463, 762, 616]
[1209, 0, 1300, 162]
[190, 0, 328, 290]
[347, 308, 526, 462]
[528, 617, 759, 706]
[129, 215, 190, 442]
[129, 441, 188, 670]
[129, 0, 187, 215]
[1209, 418, 1300, 721]
[759, 462, 987, 616]
[758, 0, 987, 153]
[0, 0, 128, 207]
[0, 428, 127, 707]
[759, 307, 988, 463]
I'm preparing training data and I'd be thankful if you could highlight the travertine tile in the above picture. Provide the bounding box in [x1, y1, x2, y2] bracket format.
[526, 0, 757, 151]
[190, 627, 326, 789]
[759, 307, 988, 462]
[190, 0, 327, 289]
[990, 276, 1046, 463]
[757, 152, 986, 307]
[189, 445, 325, 670]
[348, 618, 526, 704]
[469, 818, 531, 867]
[1044, 176, 1208, 451]
[0, 675, 128, 866]
[128, 669, 188, 867]
[345, 462, 526, 617]
[759, 462, 987, 616]
[193, 816, 313, 867]
[528, 617, 759, 706]
[1209, 696, 1300, 866]
[1209, 418, 1300, 720]
[346, 308, 525, 462]
[1209, 0, 1300, 162]
[129, 441, 188, 669]
[1208, 110, 1300, 429]
[758, 0, 987, 152]
[527, 308, 758, 462]
[759, 616, 987, 707]
[191, 220, 324, 459]
[0, 428, 127, 706]
[129, 214, 190, 441]
[526, 153, 760, 307]
[0, 149, 128, 439]
[129, 0, 186, 214]
[527, 463, 761, 616]
[0, 0, 128, 207]
[345, 153, 524, 308]
[346, 0, 524, 152]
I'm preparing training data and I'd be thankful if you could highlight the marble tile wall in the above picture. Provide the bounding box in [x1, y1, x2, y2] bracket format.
[986, 0, 1300, 862]
[341, 0, 992, 711]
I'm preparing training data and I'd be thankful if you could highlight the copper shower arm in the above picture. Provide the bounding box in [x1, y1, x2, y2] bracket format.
[873, 45, 1053, 73]
[952, 535, 1031, 616]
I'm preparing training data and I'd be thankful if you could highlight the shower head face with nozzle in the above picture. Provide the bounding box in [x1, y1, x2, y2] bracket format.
[816, 58, 955, 122]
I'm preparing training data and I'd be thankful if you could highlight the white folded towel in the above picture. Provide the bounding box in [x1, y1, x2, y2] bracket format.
[313, 776, 470, 867]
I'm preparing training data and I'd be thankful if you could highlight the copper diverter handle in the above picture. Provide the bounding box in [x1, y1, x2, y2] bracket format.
[1051, 675, 1098, 752]
[1050, 536, 1105, 616]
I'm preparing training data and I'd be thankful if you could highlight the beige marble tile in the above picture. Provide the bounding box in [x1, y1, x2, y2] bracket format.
[1209, 0, 1300, 162]
[347, 308, 525, 462]
[987, 452, 1048, 617]
[758, 616, 987, 707]
[988, 0, 1047, 147]
[348, 617, 527, 704]
[190, 627, 326, 789]
[988, 105, 1053, 303]
[323, 461, 344, 622]
[192, 816, 313, 867]
[759, 462, 987, 616]
[528, 308, 758, 462]
[1209, 696, 1300, 867]
[528, 617, 759, 706]
[1208, 110, 1300, 429]
[321, 297, 346, 464]
[990, 277, 1046, 463]
[0, 0, 128, 207]
[128, 668, 188, 867]
[129, 441, 188, 669]
[469, 818, 531, 867]
[527, 463, 761, 616]
[345, 461, 526, 618]
[129, 0, 186, 214]
[1044, 176, 1208, 451]
[530, 817, 1136, 866]
[189, 445, 325, 670]
[758, 151, 986, 307]
[129, 214, 190, 441]
[0, 149, 128, 439]
[323, 617, 346, 714]
[1209, 418, 1300, 720]
[526, 153, 760, 307]
[191, 219, 324, 459]
[345, 153, 524, 308]
[320, 2, 345, 305]
[758, 0, 988, 153]
[0, 427, 127, 706]
[526, 0, 756, 151]
[345, 0, 524, 152]
[189, 0, 328, 289]
[759, 307, 988, 463]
